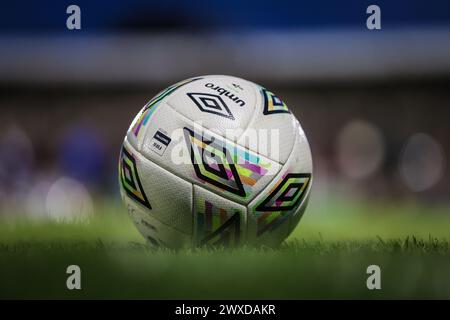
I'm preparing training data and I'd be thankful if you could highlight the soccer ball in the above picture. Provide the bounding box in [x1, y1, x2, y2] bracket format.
[119, 75, 312, 248]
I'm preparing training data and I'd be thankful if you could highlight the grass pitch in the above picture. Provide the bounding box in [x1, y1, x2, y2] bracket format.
[1, 198, 450, 299]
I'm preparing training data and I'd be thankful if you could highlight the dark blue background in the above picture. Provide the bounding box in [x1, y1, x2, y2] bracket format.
[1, 0, 450, 33]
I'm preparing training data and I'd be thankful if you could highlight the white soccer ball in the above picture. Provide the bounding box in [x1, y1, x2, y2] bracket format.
[119, 75, 312, 248]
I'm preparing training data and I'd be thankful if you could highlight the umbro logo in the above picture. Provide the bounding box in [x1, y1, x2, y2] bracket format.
[187, 92, 235, 120]
[204, 83, 245, 106]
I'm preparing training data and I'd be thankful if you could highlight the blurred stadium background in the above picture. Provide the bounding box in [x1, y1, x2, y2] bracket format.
[2, 0, 450, 300]
[0, 0, 449, 224]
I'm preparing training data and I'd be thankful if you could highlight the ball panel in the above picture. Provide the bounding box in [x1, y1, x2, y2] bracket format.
[138, 102, 196, 179]
[193, 185, 247, 247]
[166, 75, 258, 139]
[124, 198, 192, 248]
[247, 126, 313, 246]
[120, 138, 193, 235]
[126, 77, 203, 152]
[237, 87, 298, 164]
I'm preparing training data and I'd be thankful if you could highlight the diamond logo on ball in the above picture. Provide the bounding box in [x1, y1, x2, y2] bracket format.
[184, 127, 245, 197]
[187, 92, 235, 120]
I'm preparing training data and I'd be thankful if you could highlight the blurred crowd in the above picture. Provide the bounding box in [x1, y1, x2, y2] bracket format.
[0, 82, 448, 218]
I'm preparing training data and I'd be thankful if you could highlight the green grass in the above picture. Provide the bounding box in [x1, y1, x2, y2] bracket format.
[1, 198, 450, 299]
